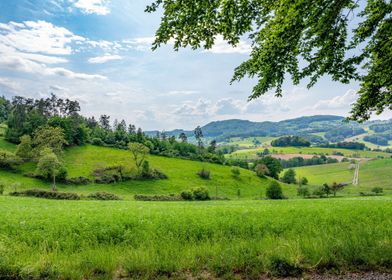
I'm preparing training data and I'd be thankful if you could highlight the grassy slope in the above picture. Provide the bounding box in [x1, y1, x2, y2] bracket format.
[292, 159, 392, 195]
[228, 146, 391, 160]
[0, 196, 391, 279]
[0, 142, 297, 199]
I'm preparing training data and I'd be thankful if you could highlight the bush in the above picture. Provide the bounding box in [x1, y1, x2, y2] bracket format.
[270, 258, 303, 277]
[65, 176, 91, 185]
[87, 192, 121, 200]
[231, 167, 240, 178]
[297, 185, 310, 197]
[191, 187, 210, 200]
[371, 187, 383, 194]
[197, 168, 210, 179]
[180, 190, 194, 200]
[313, 187, 326, 198]
[281, 169, 296, 184]
[301, 177, 308, 185]
[134, 194, 182, 201]
[266, 181, 284, 199]
[10, 189, 80, 200]
[0, 184, 4, 195]
[92, 138, 105, 146]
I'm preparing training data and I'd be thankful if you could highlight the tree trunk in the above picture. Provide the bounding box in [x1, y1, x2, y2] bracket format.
[52, 174, 57, 192]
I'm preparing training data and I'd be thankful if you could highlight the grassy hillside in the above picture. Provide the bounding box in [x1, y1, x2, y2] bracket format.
[0, 143, 298, 199]
[0, 196, 391, 279]
[293, 159, 392, 195]
[228, 146, 391, 160]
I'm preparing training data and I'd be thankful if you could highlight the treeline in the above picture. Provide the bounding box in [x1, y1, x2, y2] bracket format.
[279, 155, 339, 169]
[1, 95, 224, 164]
[271, 136, 310, 147]
[319, 141, 365, 150]
[324, 126, 365, 142]
[364, 131, 392, 146]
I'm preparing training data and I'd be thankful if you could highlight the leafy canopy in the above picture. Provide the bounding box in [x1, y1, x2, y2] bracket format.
[147, 0, 391, 121]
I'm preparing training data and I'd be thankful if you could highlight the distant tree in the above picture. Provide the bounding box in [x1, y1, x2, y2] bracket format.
[128, 124, 136, 134]
[281, 169, 297, 184]
[35, 149, 64, 191]
[255, 163, 269, 178]
[271, 136, 310, 147]
[266, 181, 284, 200]
[297, 185, 310, 198]
[0, 96, 11, 123]
[322, 183, 332, 197]
[128, 142, 150, 173]
[15, 135, 32, 160]
[254, 156, 283, 179]
[32, 126, 67, 157]
[99, 115, 111, 130]
[194, 126, 204, 148]
[301, 177, 308, 186]
[178, 132, 188, 143]
[208, 139, 217, 153]
[331, 182, 345, 197]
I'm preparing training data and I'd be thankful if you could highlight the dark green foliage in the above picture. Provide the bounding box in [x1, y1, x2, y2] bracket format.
[281, 169, 296, 184]
[141, 160, 150, 177]
[0, 96, 11, 123]
[325, 126, 366, 142]
[364, 135, 389, 146]
[191, 187, 210, 201]
[301, 177, 308, 186]
[271, 136, 310, 147]
[92, 137, 104, 146]
[320, 142, 366, 150]
[254, 156, 283, 179]
[266, 181, 284, 200]
[280, 155, 339, 168]
[371, 187, 383, 194]
[0, 184, 4, 195]
[270, 258, 303, 277]
[134, 194, 182, 201]
[331, 182, 346, 197]
[65, 177, 91, 185]
[10, 189, 80, 200]
[180, 190, 193, 200]
[87, 192, 122, 201]
[147, 1, 391, 121]
[197, 168, 210, 179]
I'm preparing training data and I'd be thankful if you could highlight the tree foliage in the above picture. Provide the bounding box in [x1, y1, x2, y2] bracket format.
[35, 149, 64, 191]
[147, 0, 392, 121]
[128, 142, 150, 172]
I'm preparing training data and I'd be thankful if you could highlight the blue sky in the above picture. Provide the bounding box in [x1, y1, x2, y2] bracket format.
[0, 0, 390, 130]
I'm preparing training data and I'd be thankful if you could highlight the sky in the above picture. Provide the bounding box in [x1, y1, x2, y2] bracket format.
[0, 0, 391, 131]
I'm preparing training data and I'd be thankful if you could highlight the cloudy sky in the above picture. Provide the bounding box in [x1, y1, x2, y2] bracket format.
[0, 0, 390, 130]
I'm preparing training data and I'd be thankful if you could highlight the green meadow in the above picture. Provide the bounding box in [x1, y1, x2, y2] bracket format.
[0, 196, 391, 279]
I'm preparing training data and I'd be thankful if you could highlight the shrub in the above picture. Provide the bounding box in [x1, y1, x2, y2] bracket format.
[180, 190, 194, 200]
[255, 163, 269, 178]
[231, 167, 240, 178]
[313, 187, 326, 198]
[197, 168, 210, 179]
[141, 160, 150, 177]
[87, 192, 121, 200]
[10, 189, 80, 200]
[270, 258, 303, 277]
[266, 181, 284, 199]
[297, 185, 310, 197]
[134, 194, 182, 201]
[191, 187, 210, 200]
[281, 169, 296, 184]
[92, 138, 104, 146]
[0, 184, 4, 195]
[371, 187, 383, 194]
[301, 177, 308, 185]
[65, 176, 91, 185]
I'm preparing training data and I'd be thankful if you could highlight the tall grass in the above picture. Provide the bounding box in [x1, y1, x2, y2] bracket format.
[0, 196, 391, 279]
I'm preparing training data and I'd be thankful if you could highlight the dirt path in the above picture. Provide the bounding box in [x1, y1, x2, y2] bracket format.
[352, 162, 360, 186]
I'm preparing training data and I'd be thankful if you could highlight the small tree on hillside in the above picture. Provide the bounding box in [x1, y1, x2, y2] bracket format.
[32, 125, 68, 157]
[331, 182, 345, 197]
[36, 149, 63, 191]
[15, 135, 33, 160]
[231, 166, 240, 179]
[266, 181, 284, 200]
[255, 163, 269, 178]
[178, 132, 188, 143]
[194, 126, 204, 148]
[281, 169, 297, 184]
[322, 183, 331, 197]
[128, 142, 150, 174]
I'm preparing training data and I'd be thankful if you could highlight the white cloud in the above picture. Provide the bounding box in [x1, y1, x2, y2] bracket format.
[165, 90, 199, 96]
[174, 99, 213, 116]
[214, 98, 243, 115]
[313, 89, 358, 110]
[88, 54, 122, 64]
[0, 77, 20, 91]
[122, 37, 156, 51]
[205, 36, 251, 54]
[73, 0, 111, 15]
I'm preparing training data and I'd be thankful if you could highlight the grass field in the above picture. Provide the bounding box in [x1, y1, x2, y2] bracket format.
[0, 144, 299, 199]
[222, 136, 277, 148]
[293, 159, 392, 195]
[227, 146, 391, 160]
[0, 196, 391, 279]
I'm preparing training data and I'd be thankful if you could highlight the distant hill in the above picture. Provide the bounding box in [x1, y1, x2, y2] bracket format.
[147, 115, 349, 140]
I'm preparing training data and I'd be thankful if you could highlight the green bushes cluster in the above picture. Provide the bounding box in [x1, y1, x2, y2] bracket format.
[197, 168, 210, 179]
[134, 194, 182, 201]
[181, 187, 210, 201]
[266, 181, 284, 199]
[10, 189, 80, 200]
[87, 192, 122, 200]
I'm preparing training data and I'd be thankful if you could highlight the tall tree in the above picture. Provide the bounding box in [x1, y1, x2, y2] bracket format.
[35, 148, 63, 191]
[178, 132, 188, 143]
[128, 142, 150, 173]
[194, 126, 204, 148]
[147, 0, 392, 121]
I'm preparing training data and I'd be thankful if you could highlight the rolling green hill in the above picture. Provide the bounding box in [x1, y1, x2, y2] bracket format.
[0, 141, 297, 199]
